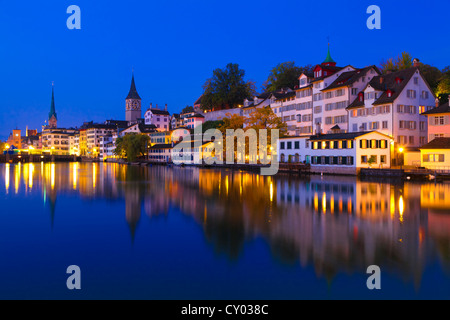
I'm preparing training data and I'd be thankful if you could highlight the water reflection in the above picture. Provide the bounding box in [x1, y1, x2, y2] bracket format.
[1, 162, 449, 288]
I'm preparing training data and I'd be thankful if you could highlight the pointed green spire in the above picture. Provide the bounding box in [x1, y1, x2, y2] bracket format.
[323, 43, 335, 64]
[49, 83, 57, 120]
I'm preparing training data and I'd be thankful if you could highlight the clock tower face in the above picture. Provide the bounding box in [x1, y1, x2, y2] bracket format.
[126, 99, 141, 111]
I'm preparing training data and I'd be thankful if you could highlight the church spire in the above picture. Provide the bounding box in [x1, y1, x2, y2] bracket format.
[49, 83, 57, 120]
[126, 72, 141, 100]
[48, 82, 58, 129]
[323, 42, 335, 64]
[322, 40, 337, 67]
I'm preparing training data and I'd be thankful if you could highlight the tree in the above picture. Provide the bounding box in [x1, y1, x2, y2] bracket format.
[218, 114, 245, 133]
[262, 62, 313, 93]
[181, 106, 194, 114]
[0, 141, 5, 152]
[200, 63, 256, 111]
[245, 106, 287, 135]
[368, 155, 377, 168]
[419, 63, 442, 93]
[199, 120, 225, 133]
[114, 134, 150, 162]
[437, 67, 450, 103]
[380, 52, 413, 73]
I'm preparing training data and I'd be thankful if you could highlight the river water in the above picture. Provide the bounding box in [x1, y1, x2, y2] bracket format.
[0, 162, 449, 299]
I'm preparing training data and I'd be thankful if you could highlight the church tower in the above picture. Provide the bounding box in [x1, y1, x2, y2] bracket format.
[125, 73, 142, 123]
[48, 83, 58, 129]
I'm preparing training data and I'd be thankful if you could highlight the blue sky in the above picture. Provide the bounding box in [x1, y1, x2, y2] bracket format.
[0, 0, 449, 140]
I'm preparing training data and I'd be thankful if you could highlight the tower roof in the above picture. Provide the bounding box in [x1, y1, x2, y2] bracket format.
[323, 44, 335, 64]
[49, 84, 57, 120]
[126, 73, 141, 100]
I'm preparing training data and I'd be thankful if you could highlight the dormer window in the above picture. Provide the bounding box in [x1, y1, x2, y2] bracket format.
[386, 90, 393, 98]
[395, 77, 402, 84]
[358, 92, 364, 102]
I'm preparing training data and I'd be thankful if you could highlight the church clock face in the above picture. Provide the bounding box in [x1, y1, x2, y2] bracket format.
[127, 100, 140, 111]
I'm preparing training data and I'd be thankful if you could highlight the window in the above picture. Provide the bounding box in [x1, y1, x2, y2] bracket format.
[420, 136, 427, 146]
[420, 121, 426, 131]
[434, 116, 446, 126]
[422, 91, 429, 99]
[361, 156, 368, 163]
[294, 141, 300, 149]
[280, 142, 285, 150]
[287, 142, 292, 150]
[409, 136, 414, 145]
[351, 88, 358, 95]
[414, 77, 419, 85]
[407, 90, 416, 98]
[360, 140, 368, 149]
[380, 155, 386, 164]
[423, 154, 445, 162]
[382, 121, 388, 129]
[352, 124, 358, 132]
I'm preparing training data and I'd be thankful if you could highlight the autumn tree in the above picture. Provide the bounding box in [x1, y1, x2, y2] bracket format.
[380, 52, 413, 73]
[201, 63, 256, 111]
[262, 62, 313, 92]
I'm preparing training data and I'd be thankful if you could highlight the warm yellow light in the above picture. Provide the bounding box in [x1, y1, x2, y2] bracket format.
[28, 146, 34, 150]
[314, 193, 319, 212]
[269, 182, 273, 202]
[322, 192, 327, 213]
[51, 163, 55, 190]
[51, 146, 55, 150]
[73, 163, 78, 190]
[399, 195, 404, 222]
[15, 163, 20, 194]
[93, 163, 96, 189]
[5, 163, 10, 193]
[28, 163, 34, 189]
[398, 147, 404, 153]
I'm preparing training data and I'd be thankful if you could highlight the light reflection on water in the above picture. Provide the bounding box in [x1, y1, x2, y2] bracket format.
[0, 162, 449, 299]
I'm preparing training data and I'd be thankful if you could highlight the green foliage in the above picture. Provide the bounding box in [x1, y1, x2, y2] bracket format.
[201, 63, 256, 111]
[181, 106, 194, 114]
[437, 69, 450, 103]
[368, 155, 377, 166]
[263, 62, 313, 92]
[380, 52, 413, 73]
[419, 64, 442, 92]
[198, 120, 225, 133]
[114, 133, 150, 162]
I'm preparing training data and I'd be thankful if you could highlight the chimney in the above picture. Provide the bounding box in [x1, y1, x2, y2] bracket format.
[436, 98, 440, 108]
[155, 104, 159, 110]
[413, 58, 420, 68]
[379, 76, 384, 84]
[150, 103, 153, 109]
[165, 104, 168, 111]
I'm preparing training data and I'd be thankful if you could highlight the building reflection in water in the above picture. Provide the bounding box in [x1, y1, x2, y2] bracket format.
[1, 162, 449, 286]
